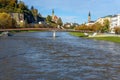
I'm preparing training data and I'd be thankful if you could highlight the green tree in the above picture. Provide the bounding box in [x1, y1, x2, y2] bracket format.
[102, 19, 110, 32]
[31, 8, 38, 21]
[38, 13, 42, 17]
[57, 18, 63, 26]
[31, 6, 34, 10]
[8, 0, 17, 7]
[46, 15, 52, 23]
[0, 0, 8, 7]
[0, 0, 17, 12]
[18, 1, 28, 13]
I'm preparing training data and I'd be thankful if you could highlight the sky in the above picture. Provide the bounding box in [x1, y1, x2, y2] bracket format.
[22, 0, 120, 24]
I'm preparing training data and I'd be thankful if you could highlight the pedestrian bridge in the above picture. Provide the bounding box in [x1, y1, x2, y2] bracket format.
[0, 28, 92, 33]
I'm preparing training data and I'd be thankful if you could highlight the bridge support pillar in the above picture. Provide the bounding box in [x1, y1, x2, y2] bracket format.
[53, 31, 56, 38]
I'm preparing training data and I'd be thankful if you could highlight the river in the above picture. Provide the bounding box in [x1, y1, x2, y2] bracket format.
[0, 32, 120, 80]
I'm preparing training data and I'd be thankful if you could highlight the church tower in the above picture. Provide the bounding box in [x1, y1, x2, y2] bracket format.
[88, 11, 91, 23]
[51, 9, 58, 23]
[52, 9, 55, 21]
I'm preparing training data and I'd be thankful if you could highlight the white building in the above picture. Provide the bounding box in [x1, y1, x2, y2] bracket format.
[86, 21, 95, 26]
[110, 14, 120, 33]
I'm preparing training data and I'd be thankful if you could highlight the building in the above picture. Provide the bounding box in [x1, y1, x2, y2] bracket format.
[84, 12, 120, 33]
[96, 16, 111, 25]
[110, 14, 120, 33]
[96, 14, 120, 33]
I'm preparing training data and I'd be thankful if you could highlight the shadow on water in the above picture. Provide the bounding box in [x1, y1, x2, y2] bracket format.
[0, 32, 120, 80]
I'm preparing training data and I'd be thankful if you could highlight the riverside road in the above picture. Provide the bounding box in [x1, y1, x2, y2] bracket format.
[0, 32, 120, 80]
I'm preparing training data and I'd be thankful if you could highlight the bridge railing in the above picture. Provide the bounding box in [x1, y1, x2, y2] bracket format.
[0, 28, 93, 33]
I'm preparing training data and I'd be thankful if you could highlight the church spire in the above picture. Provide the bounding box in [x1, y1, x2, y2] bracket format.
[88, 11, 91, 16]
[88, 11, 91, 23]
[52, 9, 54, 16]
[52, 9, 55, 21]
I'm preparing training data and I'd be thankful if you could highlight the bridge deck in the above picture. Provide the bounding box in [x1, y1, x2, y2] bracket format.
[0, 28, 93, 32]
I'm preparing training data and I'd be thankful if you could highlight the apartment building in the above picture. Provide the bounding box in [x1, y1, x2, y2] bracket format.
[110, 14, 120, 33]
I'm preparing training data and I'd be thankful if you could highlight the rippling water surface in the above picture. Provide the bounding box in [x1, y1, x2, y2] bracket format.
[0, 32, 120, 80]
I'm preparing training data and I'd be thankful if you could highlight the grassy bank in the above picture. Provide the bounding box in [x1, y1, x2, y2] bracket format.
[89, 37, 120, 43]
[69, 32, 86, 37]
[69, 32, 120, 43]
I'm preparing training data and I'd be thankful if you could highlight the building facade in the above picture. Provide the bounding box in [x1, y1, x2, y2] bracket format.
[110, 14, 120, 33]
[96, 17, 111, 25]
[84, 12, 120, 33]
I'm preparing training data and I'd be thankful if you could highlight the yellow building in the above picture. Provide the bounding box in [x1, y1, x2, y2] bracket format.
[95, 17, 111, 25]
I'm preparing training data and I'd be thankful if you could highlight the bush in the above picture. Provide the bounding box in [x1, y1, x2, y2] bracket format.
[74, 23, 104, 33]
[114, 27, 120, 34]
[74, 24, 89, 30]
[33, 24, 45, 28]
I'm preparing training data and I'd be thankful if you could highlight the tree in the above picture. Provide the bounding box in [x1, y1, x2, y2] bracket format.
[74, 24, 88, 30]
[31, 6, 34, 10]
[102, 19, 110, 32]
[0, 0, 40, 25]
[38, 13, 42, 17]
[57, 18, 63, 26]
[0, 0, 7, 7]
[31, 9, 38, 20]
[18, 1, 28, 13]
[91, 22, 102, 32]
[0, 12, 16, 29]
[0, 0, 18, 12]
[114, 27, 120, 34]
[46, 15, 52, 23]
[8, 0, 17, 7]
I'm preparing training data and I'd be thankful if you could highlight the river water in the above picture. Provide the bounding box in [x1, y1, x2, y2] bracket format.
[0, 32, 120, 80]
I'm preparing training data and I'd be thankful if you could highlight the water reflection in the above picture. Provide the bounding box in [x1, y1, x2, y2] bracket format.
[0, 32, 120, 80]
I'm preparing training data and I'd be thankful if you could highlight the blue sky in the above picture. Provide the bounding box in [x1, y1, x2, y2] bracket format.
[22, 0, 120, 24]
